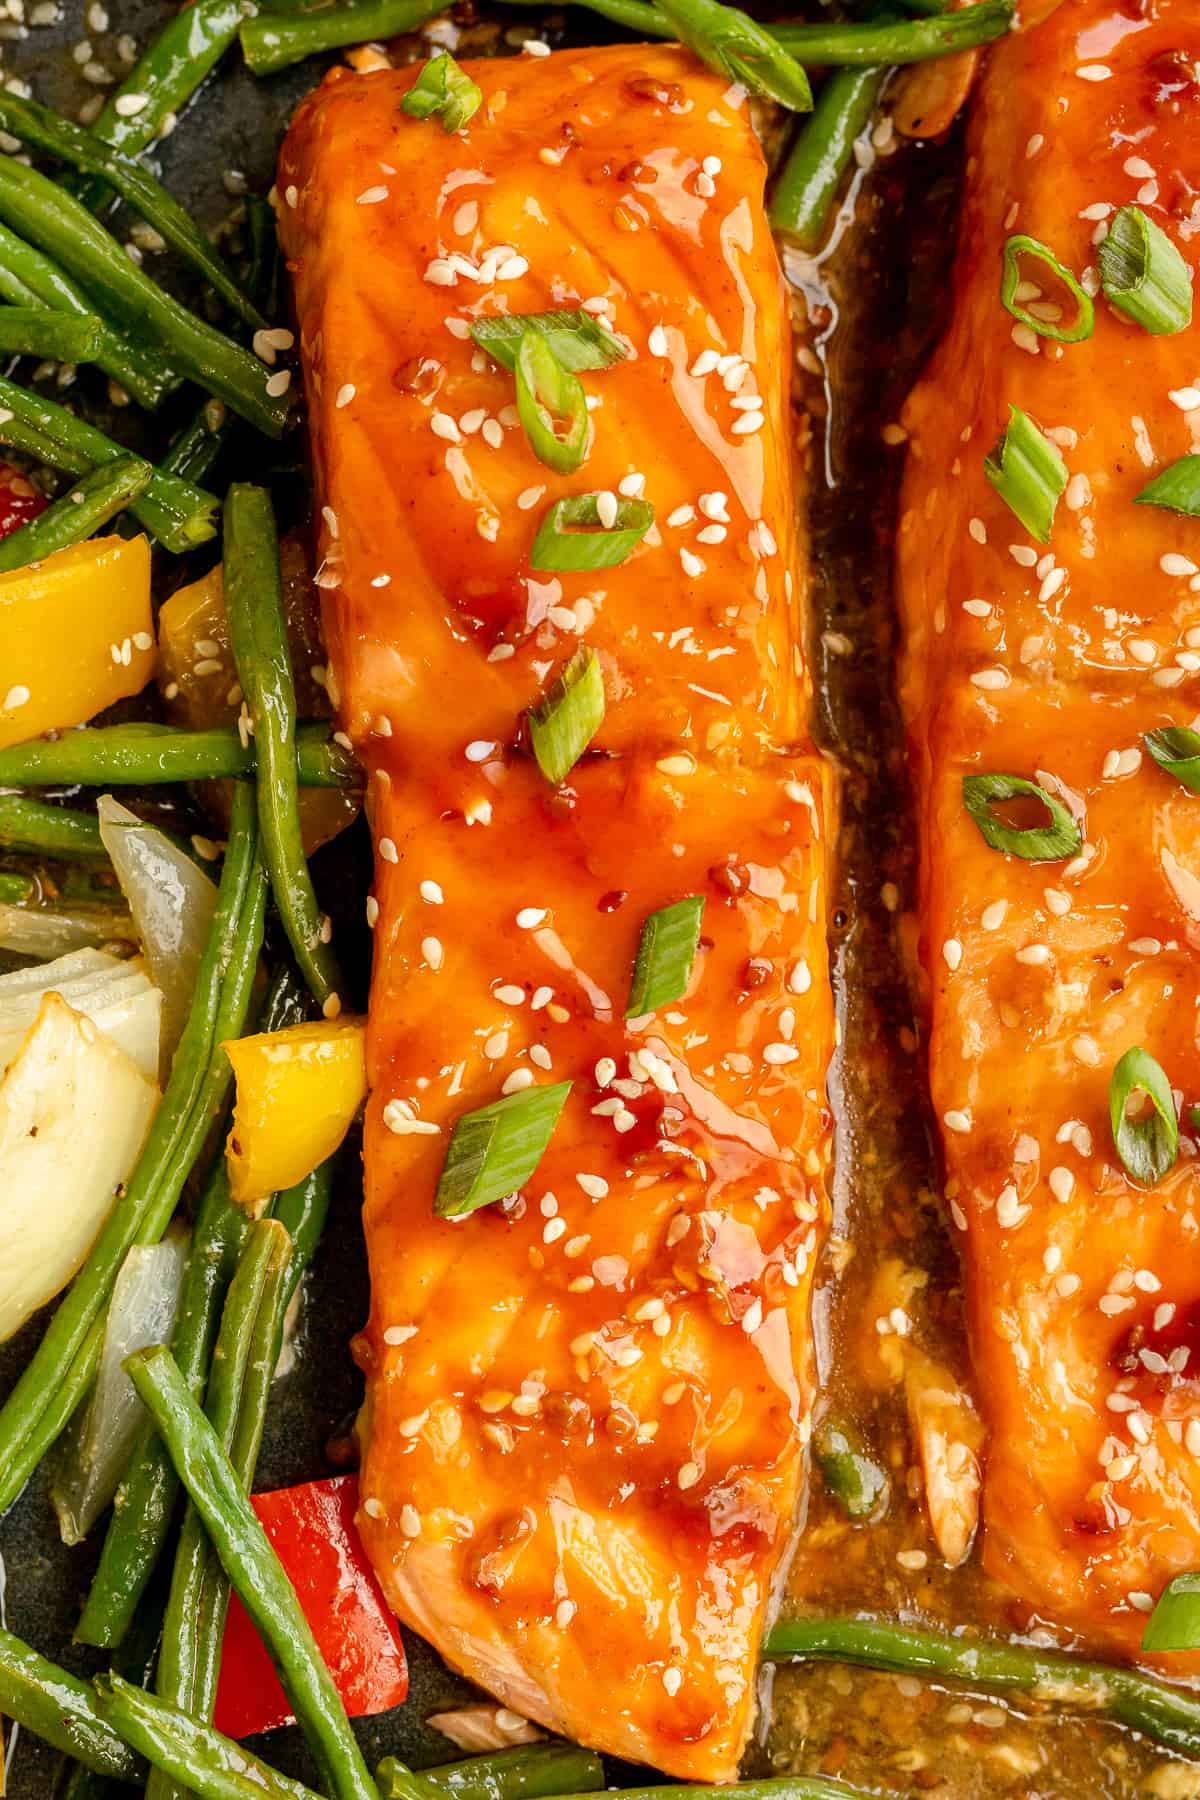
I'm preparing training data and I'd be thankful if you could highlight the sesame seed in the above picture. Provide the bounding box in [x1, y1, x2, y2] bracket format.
[400, 1505, 421, 1538]
[1049, 1167, 1074, 1204]
[421, 936, 443, 971]
[1076, 63, 1111, 80]
[618, 473, 645, 498]
[970, 667, 1010, 690]
[265, 369, 291, 398]
[1170, 387, 1200, 412]
[663, 1667, 683, 1696]
[944, 1110, 972, 1134]
[1162, 553, 1198, 578]
[336, 382, 356, 408]
[517, 485, 545, 510]
[383, 1324, 417, 1346]
[431, 413, 461, 442]
[379, 836, 398, 863]
[420, 880, 444, 904]
[363, 1496, 385, 1519]
[356, 185, 389, 205]
[731, 411, 764, 435]
[677, 1461, 700, 1490]
[596, 490, 618, 529]
[498, 255, 529, 280]
[981, 900, 1007, 931]
[680, 548, 705, 578]
[577, 1174, 608, 1199]
[383, 1099, 439, 1137]
[943, 938, 963, 971]
[763, 1043, 799, 1065]
[896, 1549, 928, 1572]
[3, 685, 29, 710]
[516, 907, 546, 928]
[648, 323, 670, 357]
[995, 1185, 1027, 1229]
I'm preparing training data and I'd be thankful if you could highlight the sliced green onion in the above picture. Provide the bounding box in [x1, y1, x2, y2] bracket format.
[470, 310, 627, 374]
[983, 404, 1067, 543]
[530, 493, 653, 572]
[527, 647, 605, 784]
[626, 895, 704, 1017]
[1135, 455, 1200, 518]
[961, 774, 1081, 862]
[1099, 206, 1193, 336]
[1109, 1046, 1178, 1189]
[400, 51, 482, 133]
[1144, 726, 1200, 794]
[658, 0, 812, 111]
[434, 1082, 572, 1218]
[1143, 1573, 1200, 1653]
[515, 331, 589, 475]
[1000, 235, 1094, 344]
[1189, 1103, 1200, 1135]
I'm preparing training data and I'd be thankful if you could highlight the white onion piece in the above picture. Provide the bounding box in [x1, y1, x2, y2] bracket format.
[427, 1709, 544, 1752]
[0, 900, 135, 961]
[52, 1225, 188, 1546]
[97, 796, 218, 1070]
[0, 992, 158, 1344]
[0, 948, 161, 1081]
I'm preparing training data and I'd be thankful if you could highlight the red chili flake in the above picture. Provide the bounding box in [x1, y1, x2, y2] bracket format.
[0, 463, 46, 540]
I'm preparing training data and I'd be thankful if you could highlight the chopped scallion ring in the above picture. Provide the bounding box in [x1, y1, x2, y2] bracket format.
[515, 330, 590, 475]
[527, 646, 605, 784]
[961, 773, 1081, 862]
[1143, 1572, 1200, 1653]
[471, 310, 627, 373]
[1109, 1046, 1178, 1189]
[626, 895, 705, 1018]
[530, 493, 654, 572]
[1135, 455, 1200, 518]
[983, 404, 1067, 543]
[1000, 235, 1094, 344]
[1144, 725, 1200, 794]
[400, 51, 482, 134]
[434, 1081, 572, 1217]
[1099, 206, 1193, 336]
[658, 0, 813, 112]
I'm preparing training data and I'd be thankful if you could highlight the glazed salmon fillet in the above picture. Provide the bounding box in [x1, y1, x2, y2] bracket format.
[899, 0, 1200, 1658]
[278, 46, 834, 1778]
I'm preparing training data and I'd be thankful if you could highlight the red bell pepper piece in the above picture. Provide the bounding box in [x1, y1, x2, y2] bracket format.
[0, 463, 46, 539]
[214, 1473, 408, 1738]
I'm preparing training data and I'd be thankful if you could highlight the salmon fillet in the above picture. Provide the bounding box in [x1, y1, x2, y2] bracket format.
[899, 0, 1200, 1659]
[278, 47, 834, 1778]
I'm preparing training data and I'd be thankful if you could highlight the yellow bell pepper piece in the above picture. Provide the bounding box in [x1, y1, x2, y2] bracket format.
[223, 1016, 367, 1211]
[0, 534, 154, 749]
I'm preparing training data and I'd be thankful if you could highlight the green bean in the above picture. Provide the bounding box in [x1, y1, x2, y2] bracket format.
[772, 2, 1012, 63]
[63, 1555, 172, 1797]
[125, 1344, 381, 1800]
[0, 307, 105, 364]
[0, 377, 217, 552]
[0, 720, 357, 789]
[0, 794, 104, 859]
[0, 868, 34, 902]
[770, 63, 889, 246]
[763, 1615, 1200, 1760]
[811, 1419, 890, 1519]
[77, 1167, 249, 1650]
[381, 1747, 604, 1800]
[70, 0, 250, 212]
[0, 1626, 141, 1781]
[241, 0, 446, 75]
[275, 1154, 335, 1305]
[14, 1316, 103, 1477]
[0, 219, 179, 410]
[95, 1672, 321, 1800]
[0, 161, 289, 438]
[0, 93, 263, 331]
[492, 0, 1012, 59]
[223, 485, 343, 1012]
[159, 402, 228, 489]
[150, 1221, 293, 1800]
[0, 453, 149, 572]
[0, 784, 264, 1517]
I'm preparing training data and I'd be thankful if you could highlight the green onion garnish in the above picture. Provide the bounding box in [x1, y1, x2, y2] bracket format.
[1144, 726, 1200, 794]
[1135, 455, 1200, 518]
[1109, 1046, 1178, 1189]
[530, 493, 654, 572]
[961, 773, 1081, 862]
[470, 310, 627, 373]
[515, 330, 589, 475]
[658, 0, 812, 112]
[1099, 206, 1193, 336]
[626, 895, 705, 1017]
[527, 647, 605, 784]
[400, 51, 482, 133]
[983, 404, 1067, 543]
[1000, 234, 1094, 344]
[1143, 1573, 1200, 1653]
[434, 1081, 572, 1218]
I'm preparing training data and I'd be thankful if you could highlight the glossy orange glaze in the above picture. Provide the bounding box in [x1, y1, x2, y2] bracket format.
[278, 47, 834, 1778]
[899, 0, 1200, 1661]
[276, 45, 804, 769]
